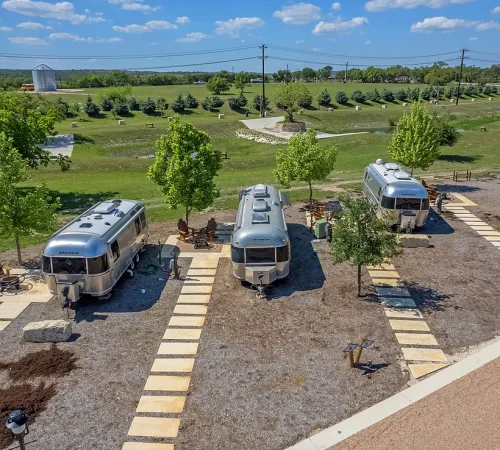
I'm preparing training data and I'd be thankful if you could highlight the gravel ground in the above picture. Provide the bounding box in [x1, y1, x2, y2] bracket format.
[394, 178, 500, 355]
[176, 204, 407, 450]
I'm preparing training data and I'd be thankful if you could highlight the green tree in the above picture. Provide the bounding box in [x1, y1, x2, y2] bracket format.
[156, 98, 168, 114]
[147, 117, 222, 225]
[253, 95, 268, 112]
[128, 97, 141, 111]
[184, 93, 199, 109]
[331, 195, 402, 297]
[171, 94, 185, 113]
[101, 97, 113, 111]
[382, 89, 395, 102]
[317, 89, 331, 107]
[273, 82, 313, 122]
[301, 67, 316, 81]
[388, 101, 440, 175]
[432, 113, 461, 147]
[0, 93, 64, 169]
[350, 90, 366, 103]
[234, 72, 250, 93]
[101, 85, 132, 103]
[335, 91, 349, 105]
[206, 76, 231, 95]
[424, 68, 449, 86]
[141, 97, 156, 114]
[274, 129, 339, 208]
[0, 133, 61, 264]
[113, 101, 129, 116]
[84, 95, 101, 117]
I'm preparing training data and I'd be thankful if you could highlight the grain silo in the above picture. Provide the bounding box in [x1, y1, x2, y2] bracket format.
[32, 64, 57, 92]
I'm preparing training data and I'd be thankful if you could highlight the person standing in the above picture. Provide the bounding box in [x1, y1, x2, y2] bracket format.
[435, 194, 443, 214]
[325, 219, 333, 243]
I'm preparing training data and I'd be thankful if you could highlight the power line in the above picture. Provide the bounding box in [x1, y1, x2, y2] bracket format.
[115, 56, 259, 71]
[467, 58, 500, 64]
[0, 45, 258, 60]
[267, 44, 461, 60]
[267, 56, 462, 68]
[468, 50, 500, 57]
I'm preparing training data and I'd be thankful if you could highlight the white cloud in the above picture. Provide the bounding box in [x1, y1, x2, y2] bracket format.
[311, 47, 321, 52]
[365, 0, 472, 12]
[84, 8, 90, 13]
[0, 26, 13, 31]
[312, 17, 369, 34]
[87, 16, 105, 23]
[17, 20, 52, 28]
[295, 39, 305, 43]
[176, 16, 190, 24]
[49, 32, 123, 42]
[273, 3, 321, 25]
[366, 39, 371, 44]
[332, 2, 341, 9]
[145, 20, 177, 29]
[469, 36, 478, 40]
[108, 0, 159, 12]
[410, 16, 500, 32]
[493, 6, 500, 13]
[88, 58, 97, 62]
[107, 37, 122, 42]
[215, 17, 264, 37]
[8, 36, 47, 44]
[175, 31, 208, 42]
[2, 0, 87, 23]
[112, 23, 151, 33]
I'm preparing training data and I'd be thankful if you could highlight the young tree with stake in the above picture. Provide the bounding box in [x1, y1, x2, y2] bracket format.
[330, 195, 401, 297]
[0, 134, 61, 265]
[147, 116, 222, 226]
[274, 129, 338, 208]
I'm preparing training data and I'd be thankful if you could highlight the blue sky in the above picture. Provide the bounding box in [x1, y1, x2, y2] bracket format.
[0, 0, 499, 72]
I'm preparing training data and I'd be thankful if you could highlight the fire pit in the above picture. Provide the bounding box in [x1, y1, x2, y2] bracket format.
[0, 274, 25, 293]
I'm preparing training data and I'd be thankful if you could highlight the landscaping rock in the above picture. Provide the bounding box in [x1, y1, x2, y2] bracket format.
[471, 98, 476, 102]
[219, 114, 225, 119]
[23, 320, 72, 343]
[118, 119, 125, 125]
[355, 106, 361, 110]
[328, 107, 333, 111]
[382, 104, 387, 109]
[71, 122, 78, 128]
[403, 103, 408, 107]
[398, 234, 430, 248]
[489, 97, 493, 101]
[167, 116, 173, 122]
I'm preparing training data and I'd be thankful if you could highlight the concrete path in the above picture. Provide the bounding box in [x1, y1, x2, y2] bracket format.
[42, 134, 74, 157]
[239, 117, 368, 141]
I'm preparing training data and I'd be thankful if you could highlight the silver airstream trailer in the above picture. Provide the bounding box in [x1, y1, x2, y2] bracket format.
[231, 184, 292, 287]
[42, 199, 148, 301]
[363, 159, 429, 230]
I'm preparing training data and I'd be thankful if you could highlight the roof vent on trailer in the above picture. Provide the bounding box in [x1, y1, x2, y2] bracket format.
[375, 158, 384, 165]
[252, 199, 269, 212]
[253, 184, 268, 198]
[384, 163, 400, 171]
[393, 170, 411, 180]
[252, 212, 269, 224]
[79, 222, 93, 228]
[94, 201, 117, 214]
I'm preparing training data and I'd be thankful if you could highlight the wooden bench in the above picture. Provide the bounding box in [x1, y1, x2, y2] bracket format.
[146, 123, 154, 128]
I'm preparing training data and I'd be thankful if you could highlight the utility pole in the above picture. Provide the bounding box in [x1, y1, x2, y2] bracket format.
[456, 48, 466, 106]
[286, 64, 289, 85]
[344, 62, 348, 83]
[259, 44, 268, 118]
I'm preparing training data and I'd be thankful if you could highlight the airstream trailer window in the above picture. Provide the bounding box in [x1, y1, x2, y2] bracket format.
[421, 198, 429, 210]
[111, 240, 120, 261]
[246, 247, 275, 264]
[135, 218, 141, 235]
[52, 257, 87, 274]
[276, 245, 289, 262]
[87, 255, 110, 274]
[140, 211, 147, 230]
[395, 198, 421, 210]
[42, 256, 52, 273]
[381, 196, 395, 209]
[231, 245, 245, 263]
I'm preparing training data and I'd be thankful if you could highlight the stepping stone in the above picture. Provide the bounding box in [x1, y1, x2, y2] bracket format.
[367, 263, 395, 270]
[177, 294, 210, 304]
[476, 230, 500, 236]
[490, 242, 500, 247]
[181, 285, 213, 294]
[190, 258, 219, 269]
[128, 417, 180, 438]
[454, 214, 477, 219]
[168, 315, 205, 327]
[402, 348, 447, 362]
[136, 395, 186, 413]
[368, 270, 400, 279]
[464, 221, 487, 226]
[174, 305, 208, 315]
[384, 308, 423, 319]
[151, 358, 195, 373]
[484, 236, 500, 241]
[144, 375, 190, 391]
[408, 363, 448, 379]
[447, 193, 477, 206]
[163, 328, 202, 340]
[395, 333, 438, 346]
[372, 279, 400, 287]
[380, 297, 416, 308]
[187, 269, 217, 276]
[0, 301, 31, 320]
[470, 226, 494, 230]
[0, 321, 11, 330]
[389, 320, 430, 331]
[376, 287, 411, 297]
[158, 342, 199, 355]
[184, 276, 215, 284]
[123, 443, 174, 450]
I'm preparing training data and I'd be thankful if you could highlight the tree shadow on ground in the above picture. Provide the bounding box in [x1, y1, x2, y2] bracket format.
[48, 190, 120, 214]
[267, 223, 325, 298]
[72, 246, 169, 323]
[405, 281, 453, 313]
[177, 109, 195, 115]
[438, 155, 482, 164]
[144, 111, 164, 118]
[74, 134, 95, 144]
[436, 184, 482, 194]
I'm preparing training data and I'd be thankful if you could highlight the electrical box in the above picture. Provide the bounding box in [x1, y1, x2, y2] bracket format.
[314, 219, 327, 239]
[56, 280, 80, 304]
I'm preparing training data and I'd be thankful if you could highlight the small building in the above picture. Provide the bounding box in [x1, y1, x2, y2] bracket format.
[32, 64, 56, 92]
[250, 78, 263, 83]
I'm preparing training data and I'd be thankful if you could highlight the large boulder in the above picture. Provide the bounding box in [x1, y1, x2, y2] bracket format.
[23, 320, 72, 343]
[398, 234, 430, 248]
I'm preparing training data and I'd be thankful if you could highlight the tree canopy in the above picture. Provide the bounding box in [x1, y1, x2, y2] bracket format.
[147, 116, 222, 225]
[0, 133, 61, 264]
[234, 72, 250, 93]
[206, 76, 231, 95]
[331, 195, 401, 296]
[388, 101, 440, 175]
[274, 129, 338, 207]
[273, 82, 313, 123]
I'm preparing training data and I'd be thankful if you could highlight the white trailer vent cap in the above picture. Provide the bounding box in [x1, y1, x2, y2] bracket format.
[252, 213, 269, 224]
[252, 199, 269, 212]
[253, 184, 268, 198]
[94, 201, 117, 214]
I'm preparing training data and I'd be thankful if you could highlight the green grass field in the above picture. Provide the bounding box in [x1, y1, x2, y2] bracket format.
[3, 82, 500, 253]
